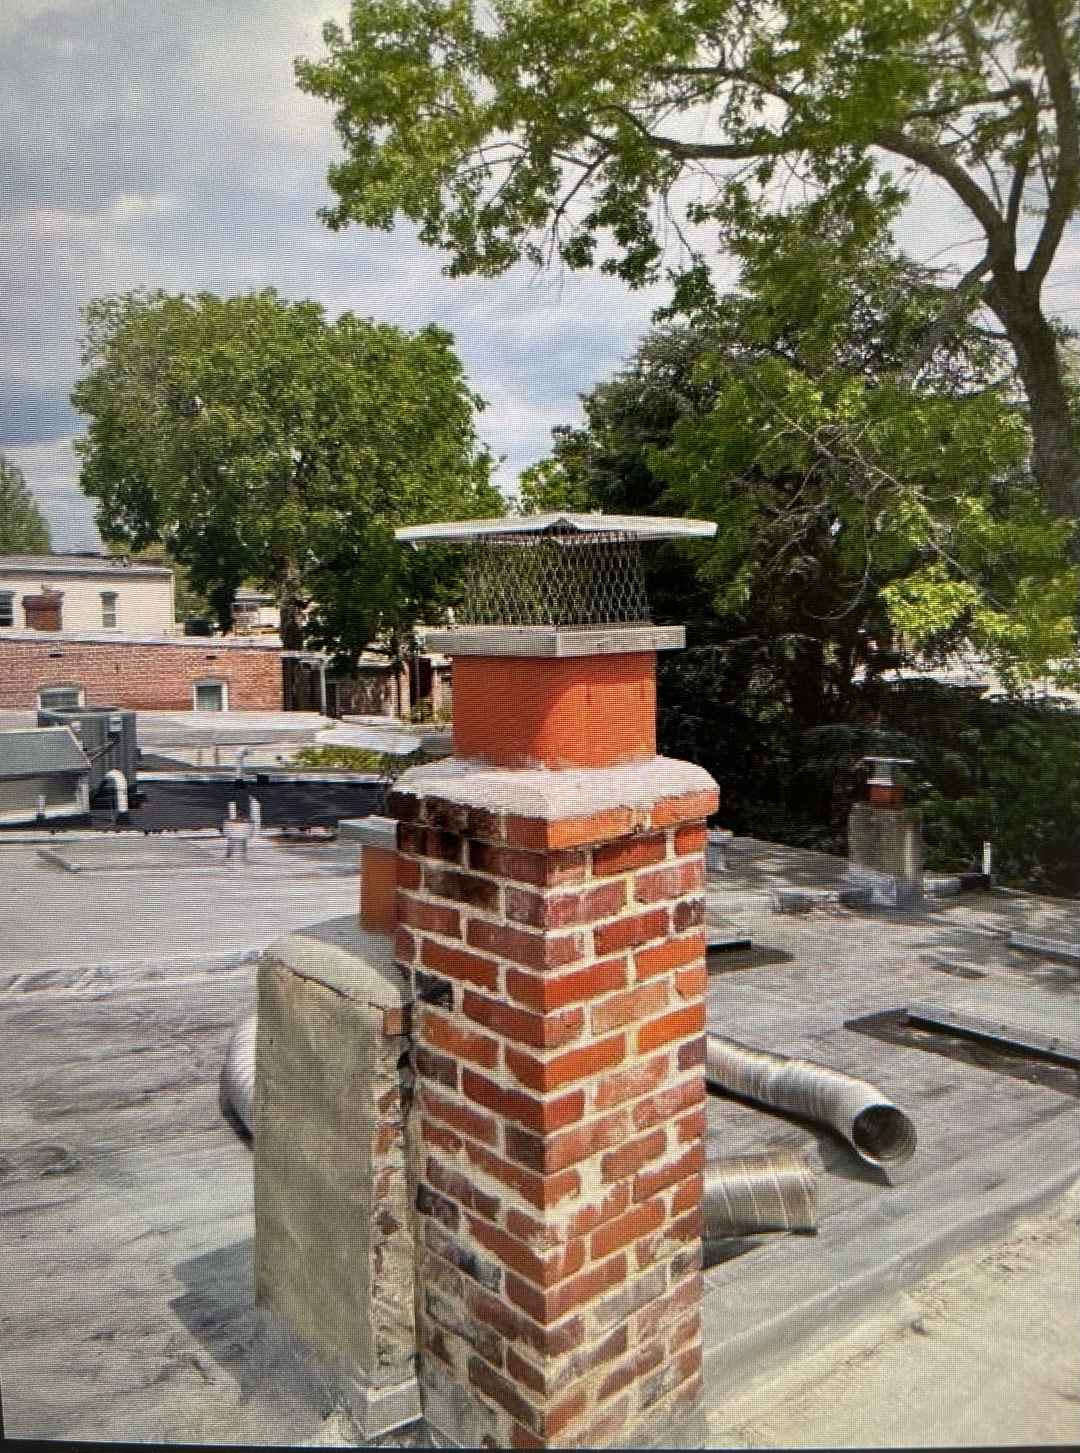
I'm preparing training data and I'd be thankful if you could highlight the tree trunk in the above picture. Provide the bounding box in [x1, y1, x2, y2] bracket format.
[984, 270, 1080, 520]
[274, 558, 307, 651]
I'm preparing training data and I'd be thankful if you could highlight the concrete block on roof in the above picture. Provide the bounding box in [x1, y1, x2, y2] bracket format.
[253, 915, 417, 1441]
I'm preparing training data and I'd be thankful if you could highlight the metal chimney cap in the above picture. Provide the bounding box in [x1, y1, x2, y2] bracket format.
[861, 756, 916, 786]
[395, 513, 717, 546]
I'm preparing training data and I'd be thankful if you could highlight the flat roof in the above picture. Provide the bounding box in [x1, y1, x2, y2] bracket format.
[0, 553, 174, 579]
[395, 512, 717, 544]
[0, 629, 281, 648]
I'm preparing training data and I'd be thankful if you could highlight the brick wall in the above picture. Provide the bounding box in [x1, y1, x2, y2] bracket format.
[391, 781, 714, 1449]
[0, 637, 283, 711]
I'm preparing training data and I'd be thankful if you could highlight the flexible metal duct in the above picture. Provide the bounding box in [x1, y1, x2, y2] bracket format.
[704, 1150, 817, 1238]
[706, 1033, 917, 1167]
[219, 1011, 257, 1137]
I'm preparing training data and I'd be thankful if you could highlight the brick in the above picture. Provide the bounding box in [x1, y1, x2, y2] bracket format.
[396, 856, 422, 891]
[601, 1128, 667, 1184]
[593, 1052, 670, 1111]
[674, 965, 707, 1000]
[669, 1309, 701, 1355]
[638, 1002, 706, 1052]
[505, 956, 627, 1014]
[394, 925, 417, 966]
[593, 1264, 666, 1331]
[382, 1006, 410, 1037]
[414, 825, 464, 863]
[634, 932, 706, 981]
[422, 1325, 454, 1366]
[673, 897, 706, 931]
[505, 1105, 630, 1175]
[596, 1339, 665, 1403]
[468, 841, 588, 888]
[590, 979, 668, 1035]
[566, 1182, 632, 1239]
[467, 918, 584, 971]
[675, 1106, 706, 1144]
[423, 1008, 500, 1070]
[421, 937, 499, 992]
[593, 907, 669, 958]
[672, 1172, 703, 1215]
[505, 879, 626, 929]
[510, 1424, 544, 1449]
[463, 1139, 580, 1211]
[426, 1158, 501, 1223]
[415, 1045, 458, 1089]
[468, 1356, 538, 1432]
[466, 1214, 586, 1288]
[633, 1144, 704, 1203]
[462, 990, 584, 1050]
[674, 823, 708, 856]
[632, 1076, 705, 1132]
[506, 1034, 625, 1093]
[510, 807, 635, 852]
[590, 1197, 665, 1261]
[422, 1117, 463, 1157]
[425, 1287, 503, 1366]
[397, 892, 461, 939]
[634, 1271, 702, 1343]
[649, 791, 717, 828]
[573, 1395, 630, 1449]
[506, 1347, 545, 1395]
[592, 833, 667, 877]
[505, 1252, 627, 1324]
[425, 1219, 502, 1292]
[678, 1033, 707, 1070]
[669, 1245, 703, 1284]
[424, 865, 501, 911]
[465, 1284, 586, 1359]
[461, 1069, 583, 1136]
[420, 1085, 499, 1146]
[505, 1207, 564, 1252]
[633, 858, 705, 903]
[666, 1206, 704, 1242]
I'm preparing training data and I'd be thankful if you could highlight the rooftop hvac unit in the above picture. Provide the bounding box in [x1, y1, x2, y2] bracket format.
[37, 706, 138, 804]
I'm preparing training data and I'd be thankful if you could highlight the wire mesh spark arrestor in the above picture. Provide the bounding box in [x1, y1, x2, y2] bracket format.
[396, 513, 717, 769]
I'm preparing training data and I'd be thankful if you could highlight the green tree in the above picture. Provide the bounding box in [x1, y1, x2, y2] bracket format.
[71, 288, 501, 655]
[297, 0, 1079, 519]
[0, 452, 51, 553]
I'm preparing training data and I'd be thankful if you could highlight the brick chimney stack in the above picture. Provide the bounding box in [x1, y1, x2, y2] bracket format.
[390, 515, 718, 1448]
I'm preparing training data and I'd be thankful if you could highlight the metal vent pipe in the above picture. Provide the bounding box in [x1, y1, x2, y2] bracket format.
[706, 1034, 916, 1167]
[704, 1150, 817, 1238]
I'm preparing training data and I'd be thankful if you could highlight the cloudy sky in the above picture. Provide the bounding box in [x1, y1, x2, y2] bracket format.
[2, 0, 1078, 551]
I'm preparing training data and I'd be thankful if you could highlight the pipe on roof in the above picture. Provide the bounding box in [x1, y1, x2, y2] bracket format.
[704, 1150, 817, 1238]
[706, 1034, 917, 1167]
[220, 1011, 256, 1137]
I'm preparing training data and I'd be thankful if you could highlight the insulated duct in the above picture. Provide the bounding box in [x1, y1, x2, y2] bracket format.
[220, 1011, 257, 1137]
[704, 1150, 817, 1238]
[706, 1034, 917, 1167]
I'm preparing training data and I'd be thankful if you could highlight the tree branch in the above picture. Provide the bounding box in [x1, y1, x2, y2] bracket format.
[878, 129, 1011, 256]
[1023, 0, 1080, 285]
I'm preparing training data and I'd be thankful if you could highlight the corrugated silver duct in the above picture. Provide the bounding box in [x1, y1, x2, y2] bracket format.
[220, 1011, 257, 1137]
[704, 1151, 817, 1238]
[706, 1033, 917, 1167]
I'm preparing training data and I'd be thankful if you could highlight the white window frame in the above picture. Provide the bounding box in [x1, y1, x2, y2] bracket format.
[193, 679, 227, 712]
[100, 591, 118, 629]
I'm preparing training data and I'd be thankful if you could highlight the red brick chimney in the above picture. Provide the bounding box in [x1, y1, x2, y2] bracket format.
[389, 516, 718, 1448]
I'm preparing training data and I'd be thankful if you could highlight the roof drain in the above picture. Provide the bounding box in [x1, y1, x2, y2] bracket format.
[704, 1150, 817, 1238]
[706, 1033, 917, 1167]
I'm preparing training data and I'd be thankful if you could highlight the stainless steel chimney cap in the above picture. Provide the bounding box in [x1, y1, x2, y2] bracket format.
[395, 513, 717, 546]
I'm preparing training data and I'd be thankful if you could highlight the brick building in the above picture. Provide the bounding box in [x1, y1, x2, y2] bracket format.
[0, 553, 175, 636]
[0, 633, 283, 712]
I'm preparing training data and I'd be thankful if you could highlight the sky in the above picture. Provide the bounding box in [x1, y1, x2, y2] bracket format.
[2, 0, 1078, 552]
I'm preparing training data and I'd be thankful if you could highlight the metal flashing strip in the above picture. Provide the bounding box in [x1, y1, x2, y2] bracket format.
[417, 624, 685, 657]
[907, 993, 1080, 1065]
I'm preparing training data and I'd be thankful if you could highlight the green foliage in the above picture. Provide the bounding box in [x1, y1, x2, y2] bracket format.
[0, 452, 51, 553]
[526, 229, 1078, 892]
[71, 288, 502, 654]
[292, 744, 400, 772]
[298, 0, 1079, 515]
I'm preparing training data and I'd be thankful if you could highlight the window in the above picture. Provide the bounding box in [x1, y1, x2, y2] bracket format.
[100, 592, 118, 628]
[194, 680, 225, 711]
[0, 592, 13, 627]
[39, 687, 83, 710]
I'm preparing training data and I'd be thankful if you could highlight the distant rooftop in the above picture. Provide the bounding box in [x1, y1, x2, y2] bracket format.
[0, 553, 173, 578]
